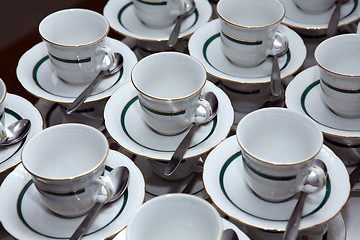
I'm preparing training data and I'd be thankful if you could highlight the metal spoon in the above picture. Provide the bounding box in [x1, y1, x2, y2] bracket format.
[167, 0, 196, 48]
[282, 159, 328, 240]
[164, 92, 218, 176]
[326, 0, 350, 37]
[0, 119, 31, 146]
[268, 32, 289, 98]
[66, 53, 124, 115]
[222, 229, 239, 240]
[70, 166, 130, 240]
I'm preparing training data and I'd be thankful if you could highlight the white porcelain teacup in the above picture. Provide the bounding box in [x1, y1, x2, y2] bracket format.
[293, 0, 336, 13]
[236, 108, 327, 202]
[133, 0, 186, 28]
[21, 123, 113, 217]
[315, 34, 360, 118]
[39, 9, 115, 85]
[131, 52, 213, 136]
[127, 193, 235, 240]
[216, 0, 285, 67]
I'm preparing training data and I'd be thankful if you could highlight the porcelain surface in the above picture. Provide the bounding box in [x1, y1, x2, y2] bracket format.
[0, 93, 43, 174]
[0, 150, 145, 240]
[16, 37, 137, 104]
[188, 19, 306, 84]
[104, 81, 234, 161]
[280, 0, 360, 36]
[203, 136, 350, 231]
[103, 0, 212, 41]
[113, 218, 250, 240]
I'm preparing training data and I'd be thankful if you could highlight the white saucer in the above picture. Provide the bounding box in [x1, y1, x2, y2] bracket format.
[285, 66, 360, 138]
[133, 155, 206, 200]
[0, 150, 145, 240]
[112, 218, 250, 240]
[104, 81, 234, 161]
[203, 136, 350, 231]
[280, 0, 360, 36]
[188, 19, 306, 84]
[103, 0, 212, 41]
[0, 93, 43, 174]
[16, 37, 137, 104]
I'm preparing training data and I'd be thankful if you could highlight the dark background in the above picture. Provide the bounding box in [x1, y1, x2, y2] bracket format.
[0, 0, 122, 104]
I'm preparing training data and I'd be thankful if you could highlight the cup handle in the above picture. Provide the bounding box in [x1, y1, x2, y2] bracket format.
[93, 175, 114, 203]
[97, 46, 116, 71]
[0, 121, 6, 143]
[301, 160, 327, 194]
[168, 0, 186, 17]
[191, 93, 214, 125]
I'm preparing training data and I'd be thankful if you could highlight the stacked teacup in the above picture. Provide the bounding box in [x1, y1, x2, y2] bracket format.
[236, 107, 328, 239]
[216, 0, 287, 114]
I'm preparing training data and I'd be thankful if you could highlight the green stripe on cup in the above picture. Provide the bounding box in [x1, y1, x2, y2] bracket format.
[140, 102, 186, 116]
[221, 31, 263, 45]
[37, 188, 85, 197]
[49, 53, 91, 64]
[321, 78, 360, 94]
[135, 0, 167, 5]
[242, 156, 297, 181]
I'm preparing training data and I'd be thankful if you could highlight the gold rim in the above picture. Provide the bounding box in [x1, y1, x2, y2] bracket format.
[217, 1, 285, 29]
[21, 123, 110, 181]
[131, 53, 207, 101]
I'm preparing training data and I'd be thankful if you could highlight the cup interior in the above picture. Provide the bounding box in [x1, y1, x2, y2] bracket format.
[127, 194, 222, 240]
[39, 9, 109, 46]
[22, 124, 109, 179]
[315, 34, 360, 76]
[217, 0, 285, 27]
[131, 52, 206, 100]
[236, 108, 323, 164]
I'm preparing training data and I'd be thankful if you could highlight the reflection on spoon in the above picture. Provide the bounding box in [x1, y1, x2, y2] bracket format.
[164, 92, 218, 176]
[70, 166, 130, 240]
[282, 159, 328, 240]
[268, 31, 289, 98]
[0, 119, 31, 146]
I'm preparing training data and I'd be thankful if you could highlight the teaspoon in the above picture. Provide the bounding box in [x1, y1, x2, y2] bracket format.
[167, 0, 196, 48]
[66, 53, 124, 115]
[164, 92, 218, 176]
[0, 119, 31, 146]
[70, 166, 130, 240]
[268, 31, 289, 98]
[282, 159, 328, 240]
[326, 0, 350, 37]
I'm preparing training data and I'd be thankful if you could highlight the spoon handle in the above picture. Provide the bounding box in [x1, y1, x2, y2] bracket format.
[167, 14, 185, 48]
[66, 71, 106, 115]
[270, 56, 283, 97]
[164, 124, 199, 176]
[70, 202, 104, 240]
[282, 192, 307, 240]
[326, 2, 341, 37]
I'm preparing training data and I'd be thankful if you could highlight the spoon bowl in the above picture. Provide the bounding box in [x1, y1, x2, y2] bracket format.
[70, 166, 130, 240]
[66, 53, 124, 114]
[164, 92, 218, 176]
[0, 119, 31, 146]
[268, 32, 289, 98]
